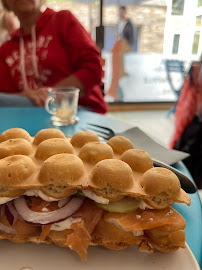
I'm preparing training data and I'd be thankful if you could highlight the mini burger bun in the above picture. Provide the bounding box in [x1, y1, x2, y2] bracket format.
[78, 142, 114, 163]
[35, 138, 74, 160]
[39, 153, 86, 199]
[0, 138, 33, 159]
[33, 129, 66, 145]
[121, 149, 153, 173]
[70, 131, 100, 148]
[0, 155, 35, 197]
[107, 136, 134, 155]
[89, 159, 134, 201]
[0, 128, 32, 143]
[140, 167, 181, 209]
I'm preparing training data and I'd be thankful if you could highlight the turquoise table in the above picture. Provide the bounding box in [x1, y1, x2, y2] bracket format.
[0, 107, 201, 268]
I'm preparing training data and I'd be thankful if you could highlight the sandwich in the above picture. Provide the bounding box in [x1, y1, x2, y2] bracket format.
[0, 128, 191, 262]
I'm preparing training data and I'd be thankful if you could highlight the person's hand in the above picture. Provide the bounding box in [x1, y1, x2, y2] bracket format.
[55, 75, 85, 98]
[22, 87, 49, 107]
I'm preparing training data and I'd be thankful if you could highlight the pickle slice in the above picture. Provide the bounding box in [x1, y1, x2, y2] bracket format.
[96, 197, 140, 213]
[74, 190, 85, 197]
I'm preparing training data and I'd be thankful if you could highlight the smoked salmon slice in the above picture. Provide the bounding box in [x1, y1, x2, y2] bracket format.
[104, 208, 182, 231]
[72, 198, 104, 233]
[27, 197, 49, 212]
[40, 224, 52, 241]
[27, 196, 60, 212]
[65, 199, 104, 261]
[65, 221, 91, 262]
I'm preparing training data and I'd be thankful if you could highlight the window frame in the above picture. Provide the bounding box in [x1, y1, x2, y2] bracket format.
[171, 0, 185, 16]
[172, 34, 180, 54]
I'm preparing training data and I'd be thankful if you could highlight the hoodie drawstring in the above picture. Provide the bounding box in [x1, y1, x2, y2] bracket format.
[20, 37, 29, 91]
[19, 26, 39, 91]
[31, 26, 39, 79]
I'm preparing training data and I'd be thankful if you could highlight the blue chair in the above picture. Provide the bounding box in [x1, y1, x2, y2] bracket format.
[165, 60, 186, 115]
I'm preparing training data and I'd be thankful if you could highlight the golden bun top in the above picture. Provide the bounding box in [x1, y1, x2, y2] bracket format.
[0, 155, 35, 185]
[0, 155, 35, 197]
[0, 138, 33, 159]
[107, 136, 133, 154]
[0, 128, 32, 143]
[35, 138, 74, 160]
[140, 167, 181, 196]
[140, 168, 182, 209]
[33, 128, 65, 145]
[0, 128, 191, 208]
[78, 142, 114, 163]
[39, 153, 86, 186]
[90, 159, 134, 201]
[121, 149, 153, 173]
[39, 153, 85, 199]
[70, 131, 99, 147]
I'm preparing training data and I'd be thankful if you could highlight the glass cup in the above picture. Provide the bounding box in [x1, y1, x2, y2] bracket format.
[45, 87, 80, 126]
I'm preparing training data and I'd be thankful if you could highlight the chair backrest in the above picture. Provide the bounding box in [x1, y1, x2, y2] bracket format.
[165, 60, 186, 97]
[100, 57, 105, 96]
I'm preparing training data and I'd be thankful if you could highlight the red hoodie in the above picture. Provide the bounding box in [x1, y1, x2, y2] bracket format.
[0, 8, 107, 114]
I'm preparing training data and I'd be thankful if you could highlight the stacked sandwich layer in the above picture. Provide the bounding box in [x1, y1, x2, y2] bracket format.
[0, 128, 191, 261]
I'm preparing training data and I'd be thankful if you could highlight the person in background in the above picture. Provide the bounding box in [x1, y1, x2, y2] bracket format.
[170, 60, 202, 188]
[0, 4, 18, 45]
[106, 6, 134, 102]
[118, 6, 134, 49]
[0, 0, 107, 114]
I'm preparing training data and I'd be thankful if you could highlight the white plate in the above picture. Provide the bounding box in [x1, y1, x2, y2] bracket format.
[0, 241, 200, 270]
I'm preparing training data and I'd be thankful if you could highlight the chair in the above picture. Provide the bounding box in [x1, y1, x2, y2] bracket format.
[165, 60, 186, 115]
[100, 57, 105, 96]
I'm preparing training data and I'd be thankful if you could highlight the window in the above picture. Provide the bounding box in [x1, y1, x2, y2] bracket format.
[171, 0, 185, 16]
[198, 0, 202, 7]
[192, 31, 200, 54]
[196, 15, 202, 26]
[172, 34, 180, 54]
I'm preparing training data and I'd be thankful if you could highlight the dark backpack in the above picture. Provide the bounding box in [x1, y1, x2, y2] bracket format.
[174, 115, 202, 189]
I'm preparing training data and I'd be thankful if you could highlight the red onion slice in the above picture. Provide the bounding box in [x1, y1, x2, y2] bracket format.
[5, 202, 19, 226]
[0, 222, 16, 235]
[0, 205, 5, 217]
[58, 197, 71, 208]
[14, 196, 84, 225]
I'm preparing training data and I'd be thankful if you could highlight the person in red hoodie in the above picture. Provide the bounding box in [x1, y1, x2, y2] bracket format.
[0, 0, 107, 114]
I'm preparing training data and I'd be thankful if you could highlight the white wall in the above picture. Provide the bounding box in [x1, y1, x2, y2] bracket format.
[163, 0, 202, 62]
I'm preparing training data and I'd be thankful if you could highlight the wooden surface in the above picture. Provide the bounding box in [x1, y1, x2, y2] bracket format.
[108, 102, 174, 111]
